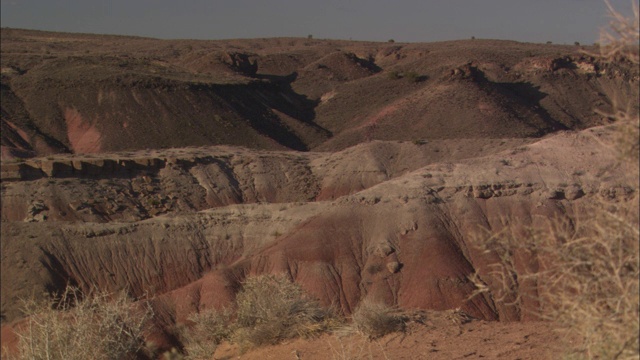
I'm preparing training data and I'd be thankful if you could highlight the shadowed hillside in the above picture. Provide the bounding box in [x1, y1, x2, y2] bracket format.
[2, 29, 637, 157]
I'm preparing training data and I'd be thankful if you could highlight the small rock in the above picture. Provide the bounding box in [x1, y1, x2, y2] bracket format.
[386, 261, 401, 274]
[34, 213, 47, 222]
[27, 201, 48, 215]
[375, 243, 395, 257]
[564, 186, 584, 200]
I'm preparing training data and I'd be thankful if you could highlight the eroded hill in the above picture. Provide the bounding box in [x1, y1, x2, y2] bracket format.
[1, 29, 638, 358]
[2, 28, 638, 158]
[2, 125, 637, 329]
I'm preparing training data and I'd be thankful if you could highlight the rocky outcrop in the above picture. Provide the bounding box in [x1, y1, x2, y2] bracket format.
[0, 139, 523, 222]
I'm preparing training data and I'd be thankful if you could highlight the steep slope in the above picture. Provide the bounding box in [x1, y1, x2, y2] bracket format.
[313, 52, 637, 150]
[0, 82, 70, 159]
[5, 57, 328, 153]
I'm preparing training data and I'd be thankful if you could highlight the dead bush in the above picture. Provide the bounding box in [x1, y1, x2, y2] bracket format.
[350, 299, 406, 339]
[179, 308, 233, 360]
[597, 0, 639, 65]
[232, 274, 337, 351]
[11, 286, 152, 360]
[469, 204, 639, 358]
[594, 0, 639, 162]
[469, 3, 639, 358]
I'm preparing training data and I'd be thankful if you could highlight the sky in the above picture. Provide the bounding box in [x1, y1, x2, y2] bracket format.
[1, 0, 636, 44]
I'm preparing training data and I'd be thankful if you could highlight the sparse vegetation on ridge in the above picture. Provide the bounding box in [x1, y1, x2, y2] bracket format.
[386, 70, 423, 82]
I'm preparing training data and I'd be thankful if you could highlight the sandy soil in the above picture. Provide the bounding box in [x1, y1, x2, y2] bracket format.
[213, 311, 561, 360]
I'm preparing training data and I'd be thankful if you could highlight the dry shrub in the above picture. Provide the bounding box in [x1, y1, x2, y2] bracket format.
[179, 308, 232, 360]
[11, 286, 152, 360]
[469, 204, 639, 358]
[598, 0, 639, 65]
[469, 3, 639, 358]
[232, 274, 337, 351]
[349, 299, 406, 340]
[594, 0, 639, 162]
